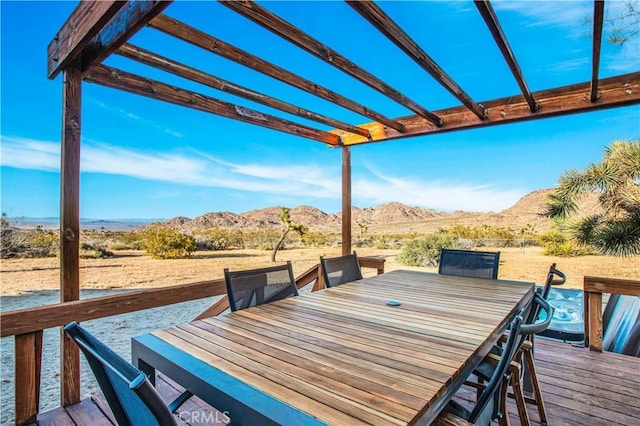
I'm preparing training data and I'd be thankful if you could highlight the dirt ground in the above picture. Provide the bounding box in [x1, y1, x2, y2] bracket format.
[2, 246, 639, 296]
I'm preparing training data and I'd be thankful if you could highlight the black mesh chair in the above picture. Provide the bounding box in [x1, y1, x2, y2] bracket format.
[320, 251, 363, 288]
[224, 261, 298, 311]
[472, 289, 554, 425]
[63, 321, 178, 426]
[435, 313, 525, 426]
[438, 248, 500, 279]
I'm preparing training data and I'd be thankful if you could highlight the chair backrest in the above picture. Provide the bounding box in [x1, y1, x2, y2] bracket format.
[603, 294, 640, 356]
[469, 314, 524, 424]
[224, 261, 298, 311]
[526, 263, 565, 324]
[539, 263, 566, 300]
[63, 322, 176, 426]
[438, 249, 500, 279]
[320, 251, 363, 288]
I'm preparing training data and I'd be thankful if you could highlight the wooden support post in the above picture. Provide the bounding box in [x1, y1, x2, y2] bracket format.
[587, 291, 604, 352]
[14, 331, 43, 425]
[60, 63, 82, 407]
[341, 146, 352, 256]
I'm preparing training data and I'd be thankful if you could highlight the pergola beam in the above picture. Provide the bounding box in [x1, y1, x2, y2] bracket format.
[347, 0, 486, 120]
[47, 1, 126, 79]
[335, 72, 640, 145]
[590, 0, 606, 102]
[149, 15, 402, 134]
[84, 65, 342, 145]
[117, 44, 370, 138]
[79, 0, 171, 75]
[221, 0, 442, 126]
[474, 0, 538, 112]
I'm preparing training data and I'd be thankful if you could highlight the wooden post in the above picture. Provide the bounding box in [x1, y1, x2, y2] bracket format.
[14, 331, 43, 425]
[587, 291, 603, 352]
[341, 146, 352, 255]
[60, 63, 82, 407]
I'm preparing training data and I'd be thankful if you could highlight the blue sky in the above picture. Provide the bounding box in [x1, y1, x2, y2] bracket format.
[1, 1, 639, 220]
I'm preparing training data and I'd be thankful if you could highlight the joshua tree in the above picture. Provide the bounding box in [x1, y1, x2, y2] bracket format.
[544, 139, 640, 256]
[271, 207, 307, 262]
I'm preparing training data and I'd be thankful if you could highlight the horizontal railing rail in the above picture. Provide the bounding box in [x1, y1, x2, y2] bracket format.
[2, 256, 385, 425]
[583, 276, 640, 352]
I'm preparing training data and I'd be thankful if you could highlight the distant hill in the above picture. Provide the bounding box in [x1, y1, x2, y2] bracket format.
[148, 189, 602, 234]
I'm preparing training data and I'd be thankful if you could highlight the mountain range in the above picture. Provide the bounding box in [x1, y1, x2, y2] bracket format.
[153, 189, 601, 235]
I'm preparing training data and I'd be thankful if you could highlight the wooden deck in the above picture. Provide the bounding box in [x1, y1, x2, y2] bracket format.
[31, 338, 640, 425]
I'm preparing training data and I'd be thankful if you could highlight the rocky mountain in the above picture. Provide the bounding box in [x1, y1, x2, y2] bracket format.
[148, 189, 602, 234]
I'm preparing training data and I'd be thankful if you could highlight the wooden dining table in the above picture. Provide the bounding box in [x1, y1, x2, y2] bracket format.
[132, 270, 534, 425]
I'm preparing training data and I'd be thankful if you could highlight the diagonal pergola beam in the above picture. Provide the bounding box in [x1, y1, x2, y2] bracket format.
[47, 1, 126, 79]
[474, 0, 538, 112]
[334, 72, 640, 145]
[79, 1, 172, 76]
[117, 43, 370, 138]
[149, 14, 404, 133]
[347, 0, 487, 120]
[48, 1, 171, 79]
[84, 65, 342, 145]
[221, 0, 443, 126]
[590, 0, 606, 102]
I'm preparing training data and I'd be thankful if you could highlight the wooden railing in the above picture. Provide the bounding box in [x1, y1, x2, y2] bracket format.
[583, 276, 640, 352]
[0, 257, 384, 425]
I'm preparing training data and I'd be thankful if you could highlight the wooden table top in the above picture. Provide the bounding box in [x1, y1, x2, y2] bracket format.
[132, 270, 534, 426]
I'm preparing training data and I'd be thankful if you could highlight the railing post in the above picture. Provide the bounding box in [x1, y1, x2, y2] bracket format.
[14, 331, 43, 425]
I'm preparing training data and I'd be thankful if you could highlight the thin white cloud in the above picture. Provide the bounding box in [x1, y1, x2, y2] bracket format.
[1, 135, 526, 212]
[88, 98, 184, 138]
[353, 168, 525, 213]
[493, 1, 591, 31]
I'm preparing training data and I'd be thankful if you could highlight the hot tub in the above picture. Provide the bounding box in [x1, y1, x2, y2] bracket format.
[537, 287, 585, 342]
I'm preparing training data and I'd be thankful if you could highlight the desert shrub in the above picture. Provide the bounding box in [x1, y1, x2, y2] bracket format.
[24, 228, 59, 258]
[538, 230, 566, 246]
[397, 234, 460, 267]
[301, 232, 337, 247]
[195, 228, 232, 250]
[241, 229, 280, 249]
[80, 242, 113, 258]
[142, 226, 196, 259]
[258, 241, 277, 251]
[543, 241, 591, 257]
[106, 231, 145, 250]
[439, 224, 534, 248]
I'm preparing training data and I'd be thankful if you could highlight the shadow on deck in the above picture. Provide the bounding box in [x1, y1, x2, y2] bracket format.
[32, 338, 640, 425]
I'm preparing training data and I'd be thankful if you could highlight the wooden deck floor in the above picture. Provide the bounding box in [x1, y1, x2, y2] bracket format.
[32, 338, 640, 425]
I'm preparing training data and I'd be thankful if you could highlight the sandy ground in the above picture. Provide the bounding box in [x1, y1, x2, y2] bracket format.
[1, 247, 638, 424]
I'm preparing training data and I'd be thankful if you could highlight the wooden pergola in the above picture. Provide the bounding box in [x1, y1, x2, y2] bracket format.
[12, 0, 639, 422]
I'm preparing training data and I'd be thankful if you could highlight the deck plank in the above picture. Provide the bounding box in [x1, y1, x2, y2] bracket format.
[33, 338, 640, 426]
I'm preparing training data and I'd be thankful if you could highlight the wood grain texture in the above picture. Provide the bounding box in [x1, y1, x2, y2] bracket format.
[583, 276, 640, 351]
[14, 331, 43, 425]
[116, 43, 369, 138]
[1, 279, 226, 338]
[47, 1, 125, 78]
[590, 1, 605, 102]
[60, 64, 82, 408]
[335, 72, 640, 145]
[80, 1, 171, 74]
[84, 64, 341, 145]
[348, 0, 483, 120]
[34, 337, 640, 426]
[148, 13, 403, 132]
[342, 146, 352, 255]
[222, 0, 439, 126]
[473, 0, 536, 112]
[137, 270, 533, 425]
